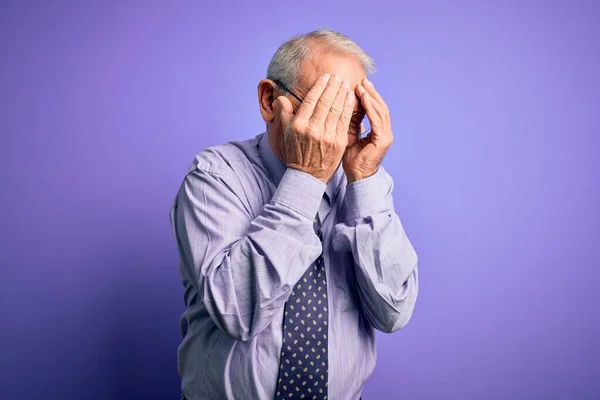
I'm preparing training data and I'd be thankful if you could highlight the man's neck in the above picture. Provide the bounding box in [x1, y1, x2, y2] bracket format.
[267, 127, 286, 163]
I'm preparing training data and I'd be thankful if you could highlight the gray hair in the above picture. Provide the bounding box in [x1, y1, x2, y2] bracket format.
[266, 29, 376, 91]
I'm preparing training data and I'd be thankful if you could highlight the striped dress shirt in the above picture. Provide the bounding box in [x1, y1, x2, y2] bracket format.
[169, 131, 419, 399]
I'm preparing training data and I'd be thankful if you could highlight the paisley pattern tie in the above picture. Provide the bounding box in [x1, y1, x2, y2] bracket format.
[274, 213, 329, 399]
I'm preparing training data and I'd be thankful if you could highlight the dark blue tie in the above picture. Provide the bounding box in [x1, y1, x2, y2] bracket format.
[275, 213, 329, 400]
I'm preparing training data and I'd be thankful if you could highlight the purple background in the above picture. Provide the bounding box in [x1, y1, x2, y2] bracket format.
[1, 1, 599, 399]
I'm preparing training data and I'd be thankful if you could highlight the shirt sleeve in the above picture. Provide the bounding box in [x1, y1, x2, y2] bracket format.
[332, 166, 419, 333]
[172, 166, 325, 341]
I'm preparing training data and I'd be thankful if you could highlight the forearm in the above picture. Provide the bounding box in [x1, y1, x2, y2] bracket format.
[177, 168, 325, 341]
[202, 199, 322, 341]
[333, 167, 419, 332]
[349, 218, 419, 332]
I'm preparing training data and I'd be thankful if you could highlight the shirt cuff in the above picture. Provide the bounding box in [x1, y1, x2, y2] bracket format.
[344, 169, 387, 221]
[271, 168, 326, 220]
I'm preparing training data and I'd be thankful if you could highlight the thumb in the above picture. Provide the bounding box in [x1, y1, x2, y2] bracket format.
[273, 96, 294, 130]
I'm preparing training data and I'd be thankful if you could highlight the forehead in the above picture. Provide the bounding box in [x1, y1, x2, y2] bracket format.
[298, 51, 367, 91]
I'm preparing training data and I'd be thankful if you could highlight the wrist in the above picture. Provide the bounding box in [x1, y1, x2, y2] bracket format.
[344, 168, 387, 221]
[346, 169, 377, 183]
[272, 168, 326, 219]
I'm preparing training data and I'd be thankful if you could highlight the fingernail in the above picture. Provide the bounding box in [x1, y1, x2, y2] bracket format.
[322, 73, 331, 81]
[365, 78, 373, 86]
[333, 74, 342, 82]
[343, 80, 351, 89]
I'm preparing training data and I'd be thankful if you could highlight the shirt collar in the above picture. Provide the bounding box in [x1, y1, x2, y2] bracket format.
[258, 132, 343, 204]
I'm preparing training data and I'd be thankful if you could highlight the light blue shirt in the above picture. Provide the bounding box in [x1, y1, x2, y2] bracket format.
[169, 132, 419, 399]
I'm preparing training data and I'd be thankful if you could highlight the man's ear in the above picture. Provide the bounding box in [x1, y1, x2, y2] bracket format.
[258, 79, 277, 123]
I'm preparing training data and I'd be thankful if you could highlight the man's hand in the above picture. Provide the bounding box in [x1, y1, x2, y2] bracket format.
[343, 78, 394, 183]
[274, 73, 355, 183]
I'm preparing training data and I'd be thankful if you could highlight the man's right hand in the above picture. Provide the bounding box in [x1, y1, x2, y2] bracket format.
[275, 73, 355, 184]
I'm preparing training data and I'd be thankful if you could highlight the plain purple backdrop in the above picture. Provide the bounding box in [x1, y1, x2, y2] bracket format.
[1, 1, 599, 399]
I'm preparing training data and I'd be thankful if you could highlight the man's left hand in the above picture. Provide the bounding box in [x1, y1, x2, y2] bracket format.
[342, 78, 394, 183]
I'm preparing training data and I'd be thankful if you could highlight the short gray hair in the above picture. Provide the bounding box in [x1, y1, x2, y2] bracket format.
[266, 29, 376, 91]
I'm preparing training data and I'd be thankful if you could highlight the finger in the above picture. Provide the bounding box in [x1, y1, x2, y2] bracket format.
[357, 84, 384, 120]
[325, 80, 350, 133]
[359, 83, 392, 144]
[309, 74, 344, 127]
[361, 91, 392, 146]
[295, 73, 331, 122]
[362, 78, 388, 111]
[336, 85, 356, 139]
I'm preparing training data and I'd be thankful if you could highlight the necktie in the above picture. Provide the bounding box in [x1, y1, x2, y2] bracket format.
[275, 213, 329, 399]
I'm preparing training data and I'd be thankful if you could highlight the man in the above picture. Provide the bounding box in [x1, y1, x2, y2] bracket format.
[170, 29, 419, 400]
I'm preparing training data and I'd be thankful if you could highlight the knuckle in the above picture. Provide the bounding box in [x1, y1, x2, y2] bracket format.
[329, 107, 342, 116]
[305, 124, 320, 137]
[319, 97, 334, 108]
[291, 120, 305, 133]
[303, 98, 317, 108]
